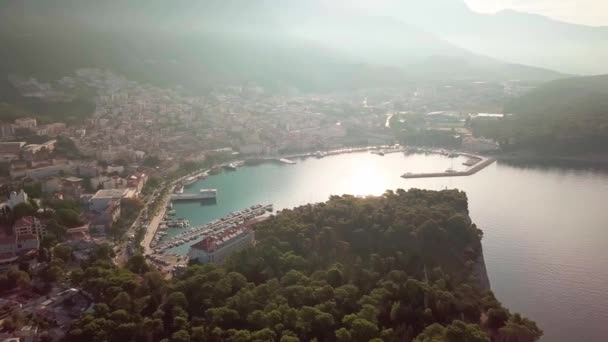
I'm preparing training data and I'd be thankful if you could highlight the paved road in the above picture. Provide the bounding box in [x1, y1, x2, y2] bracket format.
[115, 188, 161, 266]
[141, 192, 171, 255]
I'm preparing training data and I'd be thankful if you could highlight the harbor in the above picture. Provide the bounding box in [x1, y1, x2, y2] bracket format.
[149, 203, 273, 254]
[140, 149, 608, 341]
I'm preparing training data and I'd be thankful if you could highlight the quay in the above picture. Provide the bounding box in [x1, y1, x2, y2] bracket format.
[401, 155, 496, 179]
[170, 193, 215, 201]
[150, 204, 273, 253]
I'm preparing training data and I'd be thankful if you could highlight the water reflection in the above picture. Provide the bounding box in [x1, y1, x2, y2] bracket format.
[168, 152, 608, 342]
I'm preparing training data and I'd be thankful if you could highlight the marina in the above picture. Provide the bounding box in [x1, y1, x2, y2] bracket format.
[157, 150, 608, 341]
[149, 204, 273, 254]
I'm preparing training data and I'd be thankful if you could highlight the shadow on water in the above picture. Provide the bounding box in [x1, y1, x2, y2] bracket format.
[200, 198, 217, 206]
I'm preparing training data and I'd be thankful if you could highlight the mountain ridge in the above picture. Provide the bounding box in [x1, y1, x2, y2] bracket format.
[384, 0, 608, 75]
[0, 0, 566, 90]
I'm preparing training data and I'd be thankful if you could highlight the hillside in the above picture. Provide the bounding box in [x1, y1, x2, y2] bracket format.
[506, 75, 608, 117]
[0, 0, 564, 92]
[66, 189, 542, 342]
[472, 75, 608, 153]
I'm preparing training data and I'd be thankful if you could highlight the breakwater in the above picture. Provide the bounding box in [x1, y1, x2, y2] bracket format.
[402, 156, 496, 179]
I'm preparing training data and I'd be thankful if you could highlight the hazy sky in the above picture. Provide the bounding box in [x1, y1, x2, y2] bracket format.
[465, 0, 608, 26]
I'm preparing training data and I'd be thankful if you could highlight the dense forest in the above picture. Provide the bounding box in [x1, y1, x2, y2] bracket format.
[65, 189, 541, 342]
[474, 75, 608, 154]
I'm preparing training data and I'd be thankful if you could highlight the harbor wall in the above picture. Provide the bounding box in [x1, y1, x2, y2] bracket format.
[402, 156, 496, 179]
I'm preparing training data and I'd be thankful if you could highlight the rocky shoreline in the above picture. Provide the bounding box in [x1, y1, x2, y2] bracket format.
[473, 246, 492, 292]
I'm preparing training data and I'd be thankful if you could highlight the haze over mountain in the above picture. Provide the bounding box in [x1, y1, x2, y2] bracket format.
[366, 0, 608, 75]
[0, 0, 564, 91]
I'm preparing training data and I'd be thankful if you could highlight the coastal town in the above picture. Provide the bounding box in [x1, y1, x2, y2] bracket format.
[0, 68, 517, 340]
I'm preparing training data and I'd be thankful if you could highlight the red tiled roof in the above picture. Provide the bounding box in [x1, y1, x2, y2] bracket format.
[191, 226, 251, 253]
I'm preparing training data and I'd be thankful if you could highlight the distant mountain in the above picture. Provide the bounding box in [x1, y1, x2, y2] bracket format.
[0, 0, 565, 91]
[384, 0, 608, 75]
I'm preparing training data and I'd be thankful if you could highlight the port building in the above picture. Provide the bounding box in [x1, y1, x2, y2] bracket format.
[188, 225, 254, 264]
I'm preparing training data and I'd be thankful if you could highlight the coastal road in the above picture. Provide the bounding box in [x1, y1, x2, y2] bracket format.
[141, 192, 171, 255]
[114, 187, 162, 266]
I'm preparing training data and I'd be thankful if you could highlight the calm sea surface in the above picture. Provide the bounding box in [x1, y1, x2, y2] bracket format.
[167, 152, 608, 342]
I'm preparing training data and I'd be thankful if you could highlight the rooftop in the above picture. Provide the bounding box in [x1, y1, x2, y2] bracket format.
[92, 189, 126, 200]
[191, 225, 251, 253]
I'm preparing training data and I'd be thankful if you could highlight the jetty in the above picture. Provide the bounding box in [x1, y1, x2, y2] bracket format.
[170, 193, 216, 201]
[402, 155, 496, 179]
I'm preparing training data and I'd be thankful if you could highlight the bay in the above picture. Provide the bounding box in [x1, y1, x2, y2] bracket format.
[167, 152, 608, 342]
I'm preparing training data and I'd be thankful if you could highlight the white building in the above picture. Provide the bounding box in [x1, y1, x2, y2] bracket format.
[89, 189, 127, 211]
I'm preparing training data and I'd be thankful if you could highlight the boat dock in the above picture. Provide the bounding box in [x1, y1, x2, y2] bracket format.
[402, 156, 496, 179]
[150, 204, 273, 253]
[278, 158, 296, 165]
[170, 193, 216, 201]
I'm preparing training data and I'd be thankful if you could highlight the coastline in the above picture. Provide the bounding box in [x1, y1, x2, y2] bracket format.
[497, 152, 608, 169]
[473, 246, 492, 292]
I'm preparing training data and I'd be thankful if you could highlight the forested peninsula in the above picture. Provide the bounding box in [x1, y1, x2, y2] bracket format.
[66, 189, 541, 342]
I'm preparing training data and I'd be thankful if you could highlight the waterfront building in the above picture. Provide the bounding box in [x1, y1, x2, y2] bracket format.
[188, 225, 254, 264]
